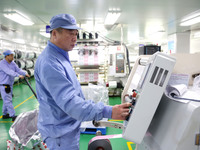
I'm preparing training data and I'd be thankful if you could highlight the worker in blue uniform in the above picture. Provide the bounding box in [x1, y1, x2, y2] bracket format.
[0, 50, 30, 121]
[34, 14, 131, 150]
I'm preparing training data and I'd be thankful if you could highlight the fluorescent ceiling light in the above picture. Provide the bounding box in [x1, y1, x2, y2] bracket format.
[13, 39, 25, 44]
[40, 31, 50, 38]
[180, 16, 200, 26]
[104, 11, 121, 25]
[180, 11, 200, 26]
[30, 43, 39, 47]
[4, 11, 34, 26]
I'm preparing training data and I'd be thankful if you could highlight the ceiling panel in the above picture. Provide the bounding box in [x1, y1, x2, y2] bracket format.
[0, 0, 200, 50]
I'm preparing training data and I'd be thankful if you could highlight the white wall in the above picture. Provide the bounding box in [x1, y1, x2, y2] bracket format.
[176, 32, 190, 53]
[168, 32, 190, 54]
[168, 31, 200, 54]
[190, 30, 200, 54]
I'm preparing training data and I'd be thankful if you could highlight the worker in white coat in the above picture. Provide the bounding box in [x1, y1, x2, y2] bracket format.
[34, 14, 131, 150]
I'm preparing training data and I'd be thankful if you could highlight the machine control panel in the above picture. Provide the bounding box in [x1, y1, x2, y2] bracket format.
[122, 52, 176, 144]
[116, 53, 125, 73]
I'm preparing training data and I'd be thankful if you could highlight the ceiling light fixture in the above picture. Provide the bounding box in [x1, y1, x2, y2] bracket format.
[180, 10, 200, 26]
[40, 30, 50, 38]
[104, 10, 121, 25]
[4, 11, 34, 26]
[30, 43, 39, 47]
[13, 39, 25, 44]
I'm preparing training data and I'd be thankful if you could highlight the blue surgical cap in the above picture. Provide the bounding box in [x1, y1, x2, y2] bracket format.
[3, 50, 14, 56]
[50, 14, 81, 31]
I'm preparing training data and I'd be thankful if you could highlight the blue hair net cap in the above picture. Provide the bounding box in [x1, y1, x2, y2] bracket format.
[3, 50, 14, 56]
[50, 14, 81, 31]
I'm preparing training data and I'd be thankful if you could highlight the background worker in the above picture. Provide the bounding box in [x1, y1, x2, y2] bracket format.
[34, 14, 131, 150]
[0, 50, 30, 121]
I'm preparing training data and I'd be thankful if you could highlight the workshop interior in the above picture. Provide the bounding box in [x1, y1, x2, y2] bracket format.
[0, 0, 200, 150]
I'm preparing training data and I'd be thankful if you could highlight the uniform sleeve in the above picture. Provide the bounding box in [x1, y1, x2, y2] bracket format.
[0, 62, 20, 77]
[40, 62, 112, 121]
[14, 62, 27, 76]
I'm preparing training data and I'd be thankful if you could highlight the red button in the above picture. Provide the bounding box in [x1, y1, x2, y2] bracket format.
[132, 91, 137, 97]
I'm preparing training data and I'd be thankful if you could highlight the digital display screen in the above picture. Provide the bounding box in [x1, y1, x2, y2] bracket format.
[116, 53, 124, 60]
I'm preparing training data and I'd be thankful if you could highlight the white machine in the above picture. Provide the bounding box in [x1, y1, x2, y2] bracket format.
[108, 46, 126, 77]
[122, 52, 176, 143]
[136, 52, 200, 150]
[137, 93, 200, 150]
[92, 52, 200, 150]
[92, 52, 176, 147]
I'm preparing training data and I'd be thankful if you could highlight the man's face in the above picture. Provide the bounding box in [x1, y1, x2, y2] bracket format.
[6, 54, 14, 62]
[53, 29, 78, 51]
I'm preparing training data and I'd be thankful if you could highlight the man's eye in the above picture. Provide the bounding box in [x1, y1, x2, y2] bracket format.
[71, 33, 78, 36]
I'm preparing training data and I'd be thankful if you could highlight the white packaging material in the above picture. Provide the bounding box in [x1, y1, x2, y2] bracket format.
[108, 81, 117, 89]
[193, 75, 200, 89]
[25, 60, 34, 69]
[25, 51, 35, 59]
[81, 83, 109, 105]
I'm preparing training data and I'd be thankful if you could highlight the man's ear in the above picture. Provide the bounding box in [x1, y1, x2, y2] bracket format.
[52, 30, 57, 38]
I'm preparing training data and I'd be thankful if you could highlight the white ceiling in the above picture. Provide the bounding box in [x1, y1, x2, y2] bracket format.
[0, 0, 200, 50]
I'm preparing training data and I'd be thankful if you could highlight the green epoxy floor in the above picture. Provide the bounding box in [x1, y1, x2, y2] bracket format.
[0, 78, 136, 150]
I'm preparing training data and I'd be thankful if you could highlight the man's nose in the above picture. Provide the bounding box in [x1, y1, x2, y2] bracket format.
[72, 35, 77, 41]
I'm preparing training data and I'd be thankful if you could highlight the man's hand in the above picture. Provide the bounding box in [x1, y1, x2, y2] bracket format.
[19, 75, 24, 79]
[112, 103, 132, 120]
[26, 74, 30, 78]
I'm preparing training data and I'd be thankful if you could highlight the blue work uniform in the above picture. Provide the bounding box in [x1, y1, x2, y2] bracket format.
[34, 41, 112, 150]
[0, 59, 26, 117]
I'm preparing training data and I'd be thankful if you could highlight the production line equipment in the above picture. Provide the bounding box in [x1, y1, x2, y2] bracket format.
[91, 52, 200, 150]
[122, 52, 176, 144]
[108, 46, 127, 77]
[89, 52, 176, 149]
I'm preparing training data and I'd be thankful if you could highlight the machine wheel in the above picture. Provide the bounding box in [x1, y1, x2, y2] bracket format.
[88, 139, 112, 150]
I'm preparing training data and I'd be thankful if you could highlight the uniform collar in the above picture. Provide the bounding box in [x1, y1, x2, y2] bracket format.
[47, 41, 70, 60]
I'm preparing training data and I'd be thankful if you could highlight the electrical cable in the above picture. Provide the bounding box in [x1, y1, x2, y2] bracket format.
[96, 31, 120, 44]
[97, 32, 131, 74]
[173, 96, 200, 102]
[84, 31, 114, 44]
[123, 43, 131, 75]
[94, 32, 131, 74]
